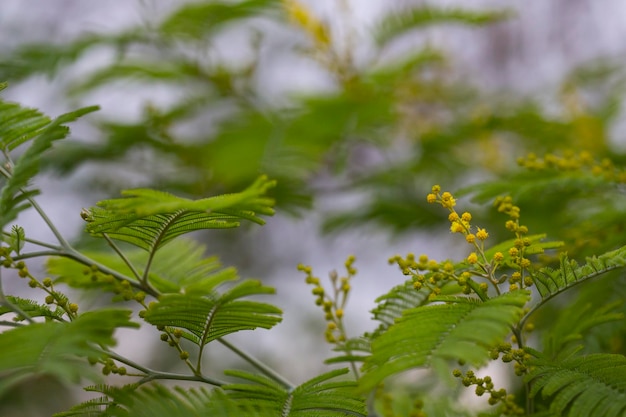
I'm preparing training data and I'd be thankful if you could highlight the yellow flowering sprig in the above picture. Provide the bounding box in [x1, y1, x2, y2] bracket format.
[387, 253, 467, 298]
[493, 196, 534, 290]
[298, 255, 356, 345]
[426, 185, 502, 296]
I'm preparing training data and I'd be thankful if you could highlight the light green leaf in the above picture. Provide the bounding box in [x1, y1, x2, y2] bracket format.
[143, 281, 282, 346]
[223, 368, 366, 416]
[84, 175, 275, 252]
[0, 309, 137, 396]
[360, 291, 530, 391]
[526, 353, 626, 417]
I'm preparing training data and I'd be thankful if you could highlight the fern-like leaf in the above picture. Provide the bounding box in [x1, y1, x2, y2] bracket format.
[375, 6, 509, 47]
[48, 238, 239, 296]
[0, 308, 137, 396]
[0, 104, 98, 228]
[0, 295, 65, 322]
[542, 299, 624, 360]
[159, 0, 280, 40]
[223, 367, 367, 416]
[532, 245, 626, 300]
[143, 280, 282, 346]
[84, 175, 275, 252]
[55, 384, 268, 417]
[526, 353, 626, 417]
[360, 291, 530, 391]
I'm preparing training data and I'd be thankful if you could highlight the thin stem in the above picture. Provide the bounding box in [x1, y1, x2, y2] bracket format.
[0, 320, 24, 327]
[25, 193, 71, 249]
[218, 338, 294, 389]
[102, 233, 142, 281]
[1, 232, 61, 250]
[100, 348, 227, 387]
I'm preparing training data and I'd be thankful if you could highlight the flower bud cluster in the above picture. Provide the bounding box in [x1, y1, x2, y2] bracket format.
[489, 342, 533, 377]
[426, 186, 506, 295]
[298, 255, 356, 344]
[387, 253, 455, 297]
[494, 196, 534, 290]
[452, 369, 523, 415]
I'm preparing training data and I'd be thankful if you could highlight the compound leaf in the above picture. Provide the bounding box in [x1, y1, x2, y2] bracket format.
[84, 175, 275, 252]
[360, 290, 530, 391]
[0, 309, 137, 396]
[143, 281, 282, 346]
[223, 368, 366, 416]
[526, 353, 626, 417]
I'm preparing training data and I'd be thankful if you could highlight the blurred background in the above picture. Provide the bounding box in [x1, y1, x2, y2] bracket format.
[2, 0, 626, 415]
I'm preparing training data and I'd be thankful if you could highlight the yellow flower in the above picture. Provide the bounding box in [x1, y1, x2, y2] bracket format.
[431, 185, 441, 193]
[450, 222, 464, 233]
[441, 192, 456, 208]
[448, 212, 460, 222]
[466, 234, 476, 243]
[467, 253, 478, 264]
[493, 252, 504, 262]
[427, 193, 437, 203]
[461, 212, 472, 222]
[476, 228, 489, 240]
[509, 247, 519, 257]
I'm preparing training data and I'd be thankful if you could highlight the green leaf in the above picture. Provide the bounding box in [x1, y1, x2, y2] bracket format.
[47, 238, 239, 295]
[6, 224, 25, 254]
[0, 105, 99, 229]
[360, 291, 530, 391]
[375, 6, 510, 47]
[55, 384, 268, 417]
[84, 175, 275, 252]
[143, 281, 282, 346]
[0, 296, 65, 322]
[526, 353, 626, 417]
[0, 309, 137, 396]
[542, 298, 624, 360]
[532, 245, 626, 300]
[159, 0, 280, 40]
[223, 368, 367, 416]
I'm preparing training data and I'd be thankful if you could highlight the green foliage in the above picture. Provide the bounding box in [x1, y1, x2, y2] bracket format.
[143, 284, 282, 346]
[2, 1, 626, 416]
[84, 176, 276, 252]
[223, 368, 366, 416]
[159, 0, 280, 40]
[360, 291, 530, 391]
[0, 101, 98, 228]
[375, 5, 510, 46]
[526, 353, 626, 417]
[532, 246, 626, 300]
[0, 309, 137, 396]
[54, 384, 268, 417]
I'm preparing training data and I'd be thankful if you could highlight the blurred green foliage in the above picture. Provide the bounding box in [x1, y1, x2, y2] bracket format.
[3, 1, 626, 416]
[3, 0, 626, 255]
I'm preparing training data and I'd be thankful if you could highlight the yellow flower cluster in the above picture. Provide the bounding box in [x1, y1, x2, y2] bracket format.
[494, 196, 534, 289]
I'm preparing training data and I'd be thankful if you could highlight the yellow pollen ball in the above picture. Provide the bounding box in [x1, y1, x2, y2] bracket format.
[476, 228, 489, 240]
[448, 212, 460, 222]
[466, 234, 476, 243]
[461, 212, 472, 222]
[467, 253, 478, 264]
[450, 222, 464, 233]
